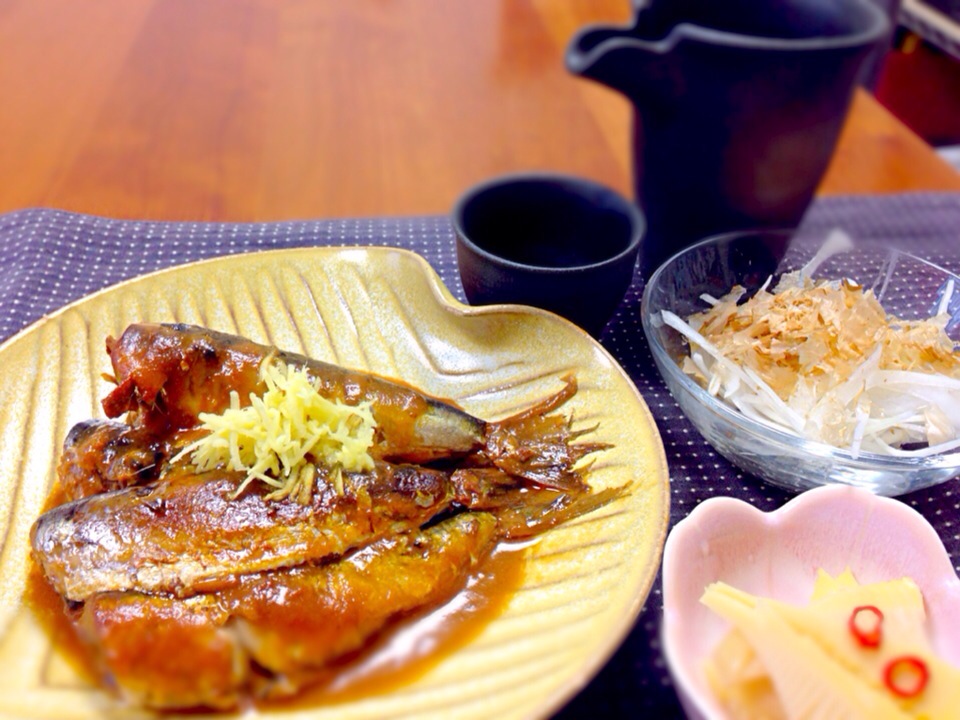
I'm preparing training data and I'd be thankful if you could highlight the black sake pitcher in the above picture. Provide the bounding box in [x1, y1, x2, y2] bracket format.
[566, 0, 890, 277]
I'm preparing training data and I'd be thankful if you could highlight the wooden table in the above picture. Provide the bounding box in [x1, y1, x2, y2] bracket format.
[1, 0, 958, 224]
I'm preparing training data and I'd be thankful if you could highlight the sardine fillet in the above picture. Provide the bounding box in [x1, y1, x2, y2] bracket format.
[101, 323, 485, 462]
[78, 513, 498, 710]
[32, 462, 508, 601]
[97, 323, 599, 491]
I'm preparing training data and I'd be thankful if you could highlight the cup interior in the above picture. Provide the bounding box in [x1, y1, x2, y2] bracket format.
[455, 176, 640, 270]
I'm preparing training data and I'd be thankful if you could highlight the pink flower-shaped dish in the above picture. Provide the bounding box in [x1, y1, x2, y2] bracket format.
[661, 485, 960, 719]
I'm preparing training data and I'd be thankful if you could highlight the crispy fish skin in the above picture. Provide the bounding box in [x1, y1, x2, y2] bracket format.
[31, 462, 517, 602]
[78, 513, 498, 710]
[101, 323, 485, 463]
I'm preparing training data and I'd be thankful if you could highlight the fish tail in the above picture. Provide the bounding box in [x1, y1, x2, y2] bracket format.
[482, 375, 609, 491]
[490, 483, 631, 541]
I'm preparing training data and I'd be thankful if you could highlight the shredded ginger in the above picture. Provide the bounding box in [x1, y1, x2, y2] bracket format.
[667, 266, 960, 457]
[176, 357, 377, 501]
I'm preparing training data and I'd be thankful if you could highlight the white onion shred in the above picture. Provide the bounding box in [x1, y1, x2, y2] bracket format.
[669, 240, 960, 457]
[938, 278, 955, 317]
[799, 229, 855, 279]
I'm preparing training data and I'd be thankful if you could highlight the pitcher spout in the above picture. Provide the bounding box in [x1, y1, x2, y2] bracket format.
[565, 24, 664, 100]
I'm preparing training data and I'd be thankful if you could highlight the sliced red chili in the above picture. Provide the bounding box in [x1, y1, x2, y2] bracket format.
[849, 605, 884, 648]
[884, 656, 929, 698]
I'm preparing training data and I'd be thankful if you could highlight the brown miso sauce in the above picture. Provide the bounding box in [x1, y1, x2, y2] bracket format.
[40, 483, 70, 513]
[25, 562, 99, 686]
[27, 482, 99, 684]
[261, 543, 527, 710]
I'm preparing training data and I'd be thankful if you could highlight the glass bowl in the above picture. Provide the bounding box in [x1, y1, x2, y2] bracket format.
[641, 229, 960, 496]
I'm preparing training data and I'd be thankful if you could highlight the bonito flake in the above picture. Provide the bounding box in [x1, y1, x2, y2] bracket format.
[668, 270, 960, 457]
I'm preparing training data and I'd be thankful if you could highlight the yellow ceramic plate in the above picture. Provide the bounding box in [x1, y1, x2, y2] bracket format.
[0, 247, 669, 720]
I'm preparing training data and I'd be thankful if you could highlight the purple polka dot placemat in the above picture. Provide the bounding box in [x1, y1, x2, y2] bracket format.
[2, 196, 959, 717]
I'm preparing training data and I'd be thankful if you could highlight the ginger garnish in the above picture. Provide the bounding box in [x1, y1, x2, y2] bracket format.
[174, 357, 377, 501]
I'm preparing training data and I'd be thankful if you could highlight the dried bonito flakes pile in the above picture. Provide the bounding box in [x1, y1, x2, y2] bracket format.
[665, 237, 960, 457]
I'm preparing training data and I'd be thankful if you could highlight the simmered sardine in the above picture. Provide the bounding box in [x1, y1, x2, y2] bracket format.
[101, 323, 485, 463]
[57, 420, 164, 501]
[78, 513, 498, 710]
[29, 323, 618, 712]
[33, 462, 519, 601]
[99, 323, 602, 490]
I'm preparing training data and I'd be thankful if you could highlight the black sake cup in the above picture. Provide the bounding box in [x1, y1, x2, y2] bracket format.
[453, 173, 644, 337]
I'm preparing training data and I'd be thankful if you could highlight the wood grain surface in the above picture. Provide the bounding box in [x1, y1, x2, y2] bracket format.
[1, 0, 958, 222]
